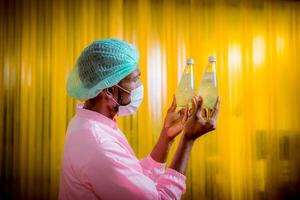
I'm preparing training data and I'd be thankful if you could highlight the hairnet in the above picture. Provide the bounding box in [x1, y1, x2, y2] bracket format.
[66, 38, 139, 101]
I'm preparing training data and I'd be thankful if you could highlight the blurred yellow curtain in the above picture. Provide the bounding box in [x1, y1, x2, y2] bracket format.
[1, 0, 300, 199]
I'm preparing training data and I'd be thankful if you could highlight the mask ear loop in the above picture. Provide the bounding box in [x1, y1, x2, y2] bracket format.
[115, 84, 131, 94]
[105, 87, 120, 106]
[115, 84, 131, 106]
[105, 86, 130, 106]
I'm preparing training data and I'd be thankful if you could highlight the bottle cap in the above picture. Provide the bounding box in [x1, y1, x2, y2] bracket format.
[208, 56, 216, 62]
[186, 58, 194, 65]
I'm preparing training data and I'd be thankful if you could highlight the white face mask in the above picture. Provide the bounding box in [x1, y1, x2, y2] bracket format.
[107, 84, 144, 116]
[118, 85, 144, 116]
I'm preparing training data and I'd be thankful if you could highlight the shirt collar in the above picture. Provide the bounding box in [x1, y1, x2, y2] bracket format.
[76, 103, 118, 129]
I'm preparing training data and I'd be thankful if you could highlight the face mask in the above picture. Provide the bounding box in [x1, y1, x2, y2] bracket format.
[107, 84, 144, 116]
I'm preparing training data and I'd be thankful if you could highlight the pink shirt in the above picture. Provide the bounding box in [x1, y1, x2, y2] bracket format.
[59, 104, 186, 200]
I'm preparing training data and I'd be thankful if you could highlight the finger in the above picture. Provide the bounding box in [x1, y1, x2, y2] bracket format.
[177, 107, 186, 121]
[201, 109, 207, 118]
[208, 108, 213, 119]
[168, 94, 177, 112]
[211, 96, 221, 119]
[174, 105, 187, 121]
[190, 96, 197, 116]
[195, 96, 203, 115]
[178, 108, 185, 116]
[182, 105, 189, 123]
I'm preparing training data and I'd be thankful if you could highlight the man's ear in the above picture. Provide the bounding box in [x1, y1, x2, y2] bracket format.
[107, 87, 113, 94]
[106, 86, 119, 96]
[104, 87, 113, 96]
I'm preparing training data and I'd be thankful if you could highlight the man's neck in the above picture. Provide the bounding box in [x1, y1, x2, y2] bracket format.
[83, 102, 116, 120]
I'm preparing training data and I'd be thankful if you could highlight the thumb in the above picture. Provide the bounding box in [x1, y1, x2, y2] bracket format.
[168, 94, 177, 112]
[193, 96, 203, 117]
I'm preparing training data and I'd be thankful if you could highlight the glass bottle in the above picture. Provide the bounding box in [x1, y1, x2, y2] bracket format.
[175, 58, 195, 108]
[198, 56, 218, 118]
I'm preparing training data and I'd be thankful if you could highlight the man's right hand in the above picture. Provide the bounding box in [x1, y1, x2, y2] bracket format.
[183, 95, 220, 141]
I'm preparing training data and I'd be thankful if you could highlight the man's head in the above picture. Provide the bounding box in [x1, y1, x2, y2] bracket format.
[106, 68, 142, 106]
[88, 68, 142, 116]
[66, 38, 143, 118]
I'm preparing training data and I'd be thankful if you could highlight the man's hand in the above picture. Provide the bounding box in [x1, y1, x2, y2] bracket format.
[184, 95, 220, 141]
[163, 95, 188, 141]
[150, 95, 188, 163]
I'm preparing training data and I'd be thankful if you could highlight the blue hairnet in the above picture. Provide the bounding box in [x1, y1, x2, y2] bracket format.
[66, 38, 139, 101]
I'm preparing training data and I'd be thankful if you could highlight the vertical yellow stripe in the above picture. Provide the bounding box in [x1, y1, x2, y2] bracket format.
[1, 0, 300, 199]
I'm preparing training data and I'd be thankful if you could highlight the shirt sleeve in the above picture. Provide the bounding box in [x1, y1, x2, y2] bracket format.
[82, 140, 186, 200]
[139, 154, 166, 182]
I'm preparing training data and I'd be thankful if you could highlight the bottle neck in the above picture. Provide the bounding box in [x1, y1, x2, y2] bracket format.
[207, 61, 216, 73]
[184, 64, 194, 74]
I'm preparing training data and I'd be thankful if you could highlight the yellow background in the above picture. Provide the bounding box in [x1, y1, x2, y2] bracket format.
[1, 0, 300, 199]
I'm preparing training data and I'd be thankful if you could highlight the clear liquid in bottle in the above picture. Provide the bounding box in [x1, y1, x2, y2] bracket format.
[176, 58, 195, 109]
[198, 56, 218, 118]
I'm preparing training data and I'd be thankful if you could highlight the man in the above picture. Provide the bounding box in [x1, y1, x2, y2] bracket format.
[59, 38, 220, 200]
